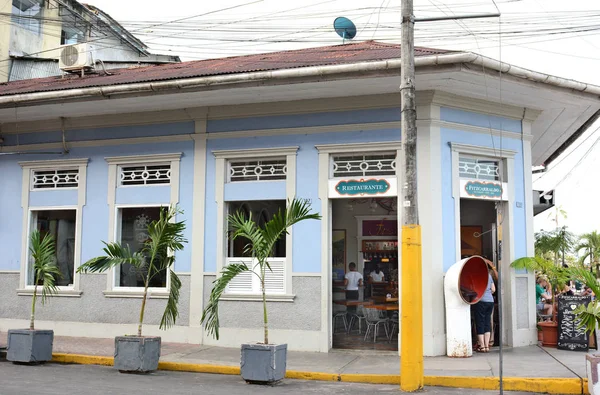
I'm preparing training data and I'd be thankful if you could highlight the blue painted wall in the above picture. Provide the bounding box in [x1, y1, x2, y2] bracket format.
[207, 108, 399, 133]
[2, 122, 193, 146]
[440, 107, 522, 134]
[440, 127, 527, 272]
[0, 157, 24, 271]
[0, 124, 195, 273]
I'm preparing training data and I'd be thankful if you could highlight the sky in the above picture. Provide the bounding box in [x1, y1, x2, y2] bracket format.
[84, 0, 600, 235]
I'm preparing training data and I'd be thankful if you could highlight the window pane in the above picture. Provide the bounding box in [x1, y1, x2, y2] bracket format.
[31, 210, 76, 287]
[117, 207, 167, 288]
[227, 200, 286, 258]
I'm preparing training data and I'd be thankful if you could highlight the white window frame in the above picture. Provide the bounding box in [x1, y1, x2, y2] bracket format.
[18, 158, 88, 297]
[213, 147, 298, 302]
[104, 153, 181, 298]
[25, 206, 79, 289]
[110, 204, 172, 295]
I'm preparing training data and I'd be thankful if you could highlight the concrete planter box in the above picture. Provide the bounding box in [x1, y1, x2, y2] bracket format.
[240, 343, 287, 383]
[587, 353, 600, 395]
[114, 336, 161, 373]
[6, 329, 53, 363]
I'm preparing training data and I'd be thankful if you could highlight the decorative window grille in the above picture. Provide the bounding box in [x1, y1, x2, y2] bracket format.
[228, 158, 287, 182]
[224, 258, 286, 294]
[32, 169, 79, 189]
[120, 164, 171, 186]
[458, 156, 501, 181]
[332, 153, 396, 178]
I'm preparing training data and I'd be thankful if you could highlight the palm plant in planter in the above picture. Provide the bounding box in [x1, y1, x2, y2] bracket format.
[201, 198, 320, 383]
[8, 230, 60, 363]
[511, 255, 570, 347]
[77, 206, 186, 373]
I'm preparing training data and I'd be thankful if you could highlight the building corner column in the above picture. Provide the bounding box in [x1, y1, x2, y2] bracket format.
[188, 117, 208, 343]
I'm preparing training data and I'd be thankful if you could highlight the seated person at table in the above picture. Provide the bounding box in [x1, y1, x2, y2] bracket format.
[369, 264, 385, 283]
[536, 276, 553, 319]
[560, 282, 574, 296]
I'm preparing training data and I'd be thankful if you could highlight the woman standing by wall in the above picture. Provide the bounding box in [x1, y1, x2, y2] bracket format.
[474, 268, 496, 352]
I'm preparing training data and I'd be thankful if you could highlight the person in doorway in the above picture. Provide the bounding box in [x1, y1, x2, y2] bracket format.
[536, 276, 553, 318]
[344, 262, 363, 320]
[345, 262, 363, 300]
[369, 264, 385, 283]
[474, 268, 496, 352]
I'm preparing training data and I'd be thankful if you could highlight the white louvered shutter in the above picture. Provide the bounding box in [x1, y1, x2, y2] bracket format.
[225, 259, 254, 294]
[263, 259, 286, 294]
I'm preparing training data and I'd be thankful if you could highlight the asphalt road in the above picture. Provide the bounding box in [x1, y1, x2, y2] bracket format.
[0, 362, 535, 395]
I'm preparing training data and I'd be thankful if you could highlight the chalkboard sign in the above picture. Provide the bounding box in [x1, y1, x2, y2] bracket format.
[557, 295, 591, 351]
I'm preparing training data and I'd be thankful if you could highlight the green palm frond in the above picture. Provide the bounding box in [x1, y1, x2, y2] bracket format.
[160, 270, 181, 330]
[29, 230, 61, 304]
[570, 265, 600, 296]
[77, 242, 145, 273]
[260, 199, 321, 259]
[575, 302, 600, 334]
[228, 211, 264, 259]
[201, 262, 251, 340]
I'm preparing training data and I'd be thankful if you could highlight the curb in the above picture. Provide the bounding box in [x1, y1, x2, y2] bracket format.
[51, 353, 588, 394]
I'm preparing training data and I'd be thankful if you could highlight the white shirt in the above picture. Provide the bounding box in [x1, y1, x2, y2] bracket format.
[345, 271, 363, 291]
[370, 271, 385, 282]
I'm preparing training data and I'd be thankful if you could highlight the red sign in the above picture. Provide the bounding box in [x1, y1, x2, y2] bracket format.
[362, 220, 398, 236]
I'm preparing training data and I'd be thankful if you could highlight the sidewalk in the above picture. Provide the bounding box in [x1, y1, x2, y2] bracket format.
[0, 333, 591, 393]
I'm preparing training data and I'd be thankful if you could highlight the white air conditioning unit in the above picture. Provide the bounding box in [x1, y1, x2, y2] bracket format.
[59, 43, 94, 72]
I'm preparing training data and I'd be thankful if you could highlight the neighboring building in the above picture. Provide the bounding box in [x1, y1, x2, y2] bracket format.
[0, 0, 179, 82]
[0, 41, 598, 356]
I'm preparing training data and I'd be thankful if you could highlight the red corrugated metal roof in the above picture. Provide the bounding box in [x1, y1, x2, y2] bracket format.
[0, 41, 454, 97]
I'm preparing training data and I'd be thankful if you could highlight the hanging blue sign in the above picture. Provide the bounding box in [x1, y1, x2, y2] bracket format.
[464, 181, 503, 199]
[335, 179, 390, 196]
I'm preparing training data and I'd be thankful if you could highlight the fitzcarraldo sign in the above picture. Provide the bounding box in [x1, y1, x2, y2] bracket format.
[335, 178, 390, 196]
[464, 181, 503, 199]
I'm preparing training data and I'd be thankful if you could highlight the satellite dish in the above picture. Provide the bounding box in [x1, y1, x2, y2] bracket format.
[334, 17, 357, 41]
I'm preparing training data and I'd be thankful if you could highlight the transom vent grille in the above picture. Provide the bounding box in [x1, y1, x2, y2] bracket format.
[32, 169, 79, 189]
[458, 156, 500, 181]
[332, 153, 396, 177]
[228, 159, 287, 182]
[120, 164, 171, 186]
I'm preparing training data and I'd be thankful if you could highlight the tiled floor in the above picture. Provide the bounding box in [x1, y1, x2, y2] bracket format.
[332, 320, 399, 351]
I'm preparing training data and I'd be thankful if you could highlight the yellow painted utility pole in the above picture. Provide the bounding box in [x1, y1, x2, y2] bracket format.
[400, 0, 423, 391]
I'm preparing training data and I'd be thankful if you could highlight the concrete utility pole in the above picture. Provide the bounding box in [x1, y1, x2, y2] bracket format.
[399, 0, 423, 392]
[398, 1, 500, 391]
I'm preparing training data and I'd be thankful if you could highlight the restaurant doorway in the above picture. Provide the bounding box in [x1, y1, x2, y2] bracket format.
[331, 197, 399, 351]
[459, 198, 501, 348]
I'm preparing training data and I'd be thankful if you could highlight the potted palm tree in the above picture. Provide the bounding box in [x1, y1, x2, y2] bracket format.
[77, 206, 186, 373]
[7, 230, 60, 363]
[511, 255, 570, 347]
[201, 198, 320, 383]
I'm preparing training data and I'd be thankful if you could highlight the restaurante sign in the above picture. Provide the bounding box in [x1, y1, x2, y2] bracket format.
[335, 179, 390, 196]
[464, 181, 503, 199]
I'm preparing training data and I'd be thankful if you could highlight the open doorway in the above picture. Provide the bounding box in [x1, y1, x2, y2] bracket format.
[460, 198, 501, 348]
[331, 197, 399, 351]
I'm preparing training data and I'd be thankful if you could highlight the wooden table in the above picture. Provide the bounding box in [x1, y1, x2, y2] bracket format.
[333, 300, 371, 306]
[364, 303, 399, 311]
[371, 296, 399, 303]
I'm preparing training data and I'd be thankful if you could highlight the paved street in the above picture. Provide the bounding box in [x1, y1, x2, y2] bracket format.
[0, 361, 536, 395]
